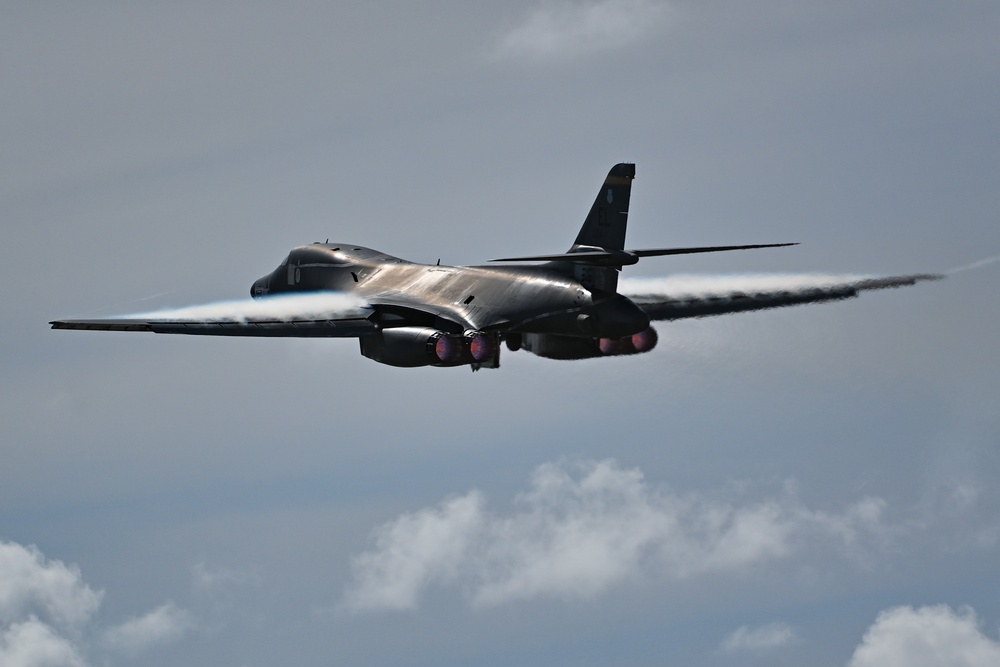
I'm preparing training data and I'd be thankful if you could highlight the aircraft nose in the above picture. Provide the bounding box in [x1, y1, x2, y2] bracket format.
[251, 275, 270, 299]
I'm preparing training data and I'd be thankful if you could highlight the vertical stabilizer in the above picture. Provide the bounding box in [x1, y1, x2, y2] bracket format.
[572, 163, 635, 251]
[567, 163, 635, 293]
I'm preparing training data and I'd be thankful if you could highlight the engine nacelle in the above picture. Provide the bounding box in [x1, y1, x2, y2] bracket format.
[520, 333, 603, 360]
[360, 327, 455, 367]
[359, 327, 500, 368]
[466, 330, 499, 362]
[517, 326, 659, 360]
[599, 326, 659, 356]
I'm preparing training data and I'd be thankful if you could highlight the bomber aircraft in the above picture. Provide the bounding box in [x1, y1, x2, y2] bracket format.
[51, 164, 941, 370]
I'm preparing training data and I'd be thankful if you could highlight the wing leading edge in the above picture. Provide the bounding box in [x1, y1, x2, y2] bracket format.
[51, 291, 382, 338]
[49, 316, 377, 337]
[625, 273, 943, 321]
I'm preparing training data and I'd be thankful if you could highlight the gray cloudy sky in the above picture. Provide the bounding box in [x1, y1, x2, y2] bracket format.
[3, 1, 1000, 665]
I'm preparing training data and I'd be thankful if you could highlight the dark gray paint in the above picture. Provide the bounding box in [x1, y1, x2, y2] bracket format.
[51, 164, 941, 369]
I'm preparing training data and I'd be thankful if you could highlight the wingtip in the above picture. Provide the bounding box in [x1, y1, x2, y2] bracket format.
[852, 273, 946, 291]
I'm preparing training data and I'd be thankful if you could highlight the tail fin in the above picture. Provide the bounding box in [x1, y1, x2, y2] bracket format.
[488, 162, 798, 294]
[572, 163, 635, 251]
[487, 163, 637, 293]
[569, 163, 635, 292]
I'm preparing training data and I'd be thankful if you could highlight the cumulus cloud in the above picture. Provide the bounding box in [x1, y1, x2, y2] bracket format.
[848, 605, 1000, 667]
[0, 542, 102, 630]
[343, 460, 890, 612]
[721, 622, 796, 653]
[0, 540, 193, 666]
[346, 493, 485, 611]
[0, 618, 86, 667]
[102, 602, 194, 655]
[494, 0, 668, 62]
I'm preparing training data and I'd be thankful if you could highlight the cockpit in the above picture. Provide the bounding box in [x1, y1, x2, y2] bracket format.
[250, 244, 368, 298]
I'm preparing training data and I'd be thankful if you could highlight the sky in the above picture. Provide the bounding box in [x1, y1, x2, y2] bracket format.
[2, 1, 999, 665]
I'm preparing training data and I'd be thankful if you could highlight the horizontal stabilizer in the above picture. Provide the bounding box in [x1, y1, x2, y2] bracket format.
[629, 242, 798, 257]
[489, 248, 641, 266]
[489, 242, 797, 266]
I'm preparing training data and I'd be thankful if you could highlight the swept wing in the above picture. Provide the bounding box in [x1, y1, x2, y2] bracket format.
[49, 317, 376, 337]
[50, 293, 378, 337]
[623, 273, 943, 321]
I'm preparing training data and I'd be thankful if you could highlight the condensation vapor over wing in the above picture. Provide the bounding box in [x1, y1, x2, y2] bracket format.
[124, 293, 370, 323]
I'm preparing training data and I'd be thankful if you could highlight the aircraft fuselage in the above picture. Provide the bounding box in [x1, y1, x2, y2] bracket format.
[251, 243, 650, 340]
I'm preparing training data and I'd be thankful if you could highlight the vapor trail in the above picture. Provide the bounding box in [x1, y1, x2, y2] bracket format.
[619, 273, 874, 298]
[946, 254, 1000, 275]
[124, 292, 369, 322]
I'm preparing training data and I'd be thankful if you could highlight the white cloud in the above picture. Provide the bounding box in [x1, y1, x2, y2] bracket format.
[0, 540, 194, 665]
[102, 602, 194, 655]
[0, 542, 102, 630]
[721, 622, 796, 653]
[344, 460, 891, 612]
[847, 605, 1000, 667]
[346, 493, 484, 612]
[0, 618, 86, 667]
[494, 0, 668, 62]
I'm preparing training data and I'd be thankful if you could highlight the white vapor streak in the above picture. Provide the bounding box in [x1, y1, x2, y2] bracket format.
[124, 292, 368, 322]
[946, 254, 1000, 274]
[343, 460, 890, 612]
[619, 273, 872, 298]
